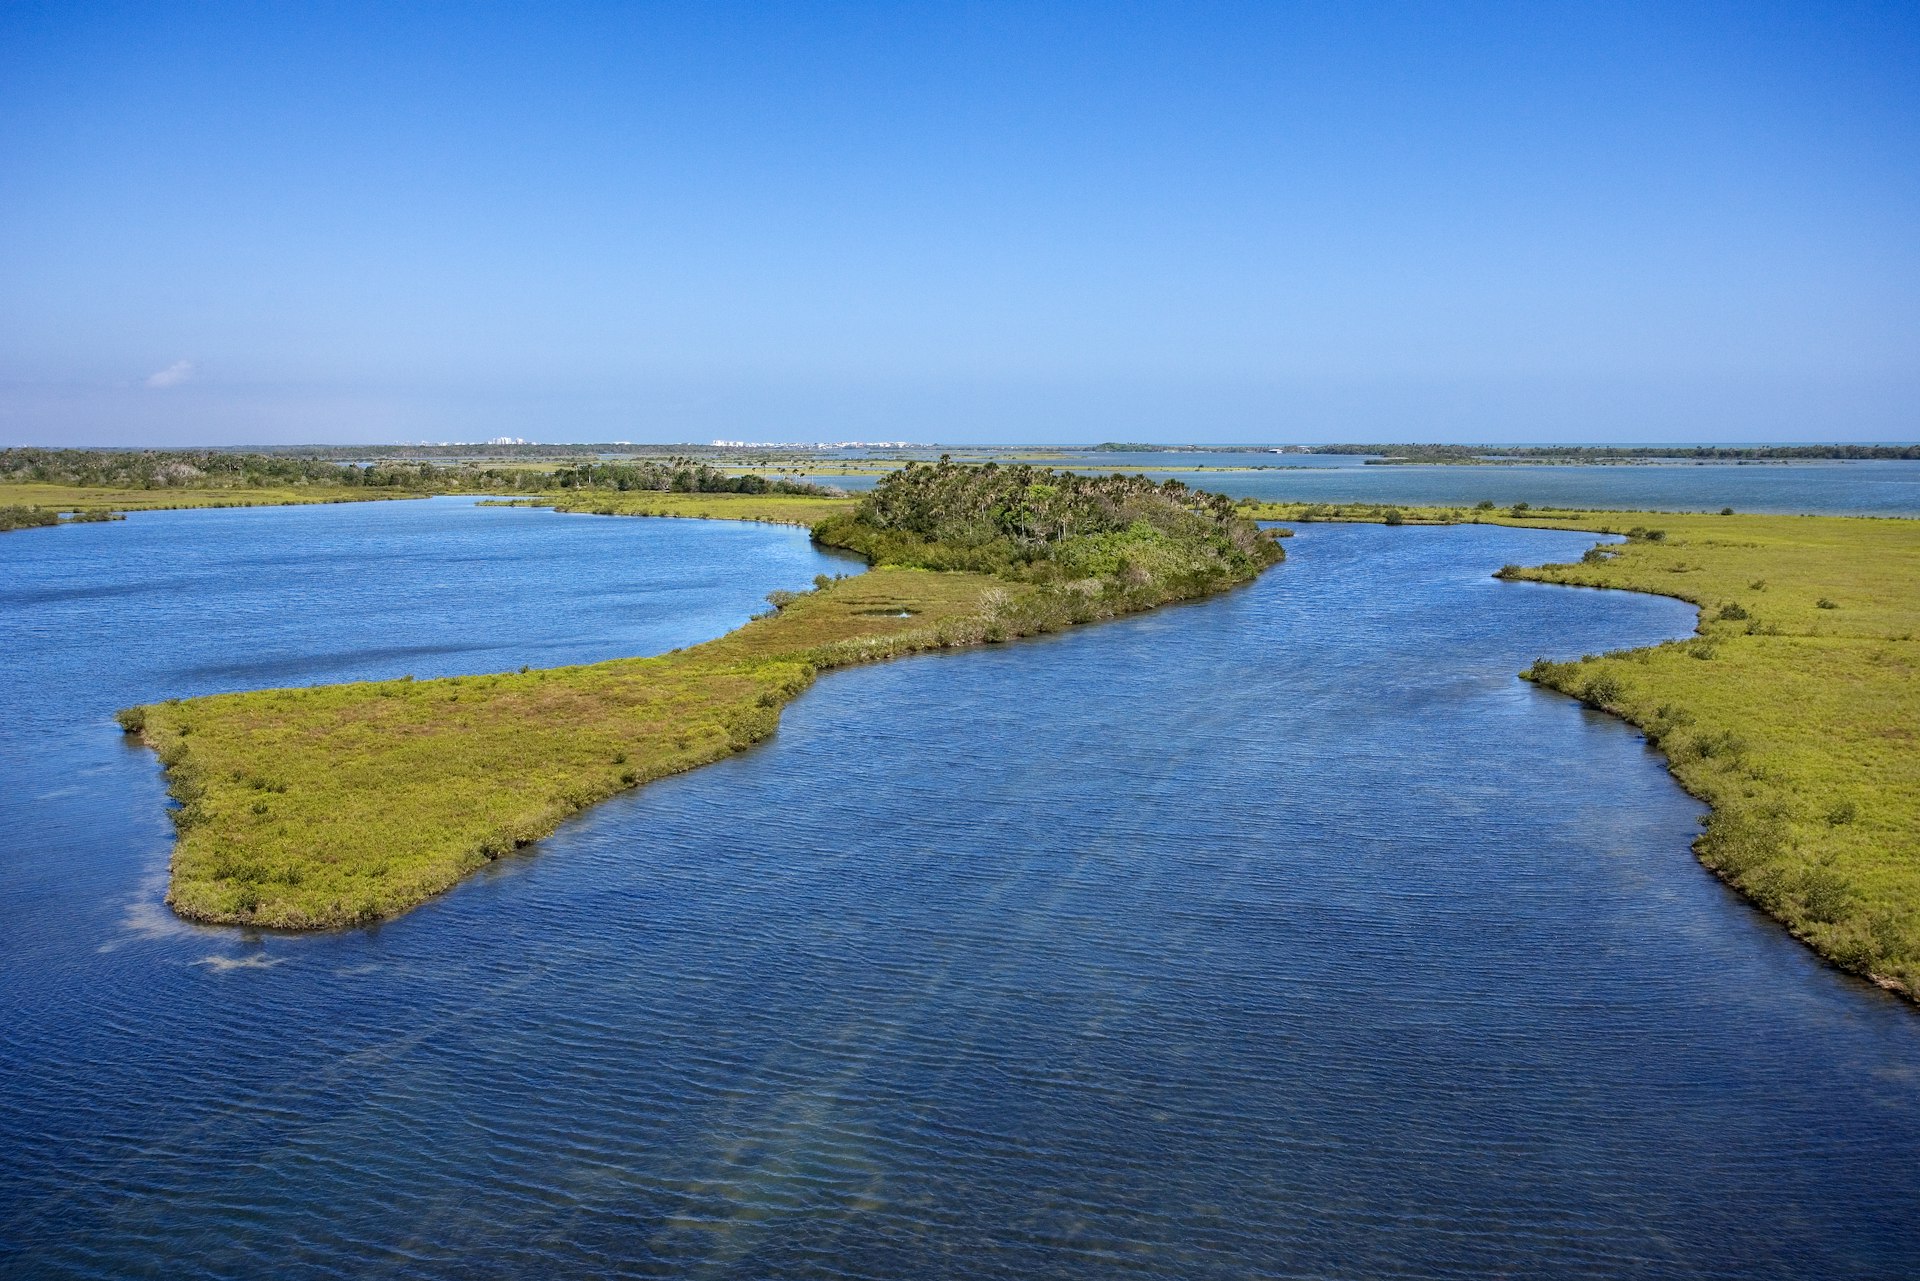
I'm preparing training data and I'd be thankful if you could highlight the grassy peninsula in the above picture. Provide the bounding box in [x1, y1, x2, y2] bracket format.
[1248, 499, 1920, 999]
[0, 481, 425, 517]
[495, 489, 859, 526]
[123, 463, 1282, 928]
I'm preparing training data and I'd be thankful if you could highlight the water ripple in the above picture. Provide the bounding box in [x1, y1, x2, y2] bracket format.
[2, 514, 1918, 1278]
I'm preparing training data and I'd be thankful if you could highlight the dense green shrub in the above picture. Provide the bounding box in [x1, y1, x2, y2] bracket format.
[813, 460, 1281, 597]
[0, 505, 59, 532]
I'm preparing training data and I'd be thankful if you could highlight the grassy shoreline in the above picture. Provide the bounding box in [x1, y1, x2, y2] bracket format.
[126, 471, 1281, 929]
[0, 481, 428, 518]
[1246, 500, 1920, 1001]
[486, 490, 859, 526]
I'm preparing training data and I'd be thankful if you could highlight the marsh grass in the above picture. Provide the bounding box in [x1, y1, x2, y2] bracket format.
[1250, 499, 1920, 1000]
[0, 482, 426, 514]
[129, 475, 1278, 929]
[489, 491, 859, 526]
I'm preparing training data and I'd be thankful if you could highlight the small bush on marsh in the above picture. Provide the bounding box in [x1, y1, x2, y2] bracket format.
[1799, 867, 1854, 924]
[1582, 673, 1624, 706]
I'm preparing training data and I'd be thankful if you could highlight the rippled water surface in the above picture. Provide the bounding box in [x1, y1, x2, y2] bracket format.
[3, 501, 1917, 1278]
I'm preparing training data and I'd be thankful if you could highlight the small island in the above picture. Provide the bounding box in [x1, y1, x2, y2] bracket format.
[118, 462, 1283, 929]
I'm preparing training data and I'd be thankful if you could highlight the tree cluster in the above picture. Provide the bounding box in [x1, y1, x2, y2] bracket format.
[0, 448, 837, 497]
[815, 459, 1279, 587]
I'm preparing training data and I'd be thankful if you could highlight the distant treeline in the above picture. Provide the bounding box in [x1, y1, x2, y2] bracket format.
[263, 443, 668, 460]
[1306, 444, 1920, 463]
[545, 461, 833, 495]
[0, 448, 427, 488]
[0, 449, 836, 496]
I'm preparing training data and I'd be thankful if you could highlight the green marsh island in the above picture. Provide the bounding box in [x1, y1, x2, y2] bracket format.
[119, 462, 1281, 929]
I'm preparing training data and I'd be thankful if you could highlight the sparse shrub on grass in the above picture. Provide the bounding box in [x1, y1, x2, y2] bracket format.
[0, 505, 60, 532]
[1798, 867, 1855, 924]
[1581, 673, 1625, 707]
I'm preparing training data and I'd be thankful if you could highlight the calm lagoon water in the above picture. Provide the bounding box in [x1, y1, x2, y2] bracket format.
[801, 457, 1920, 515]
[2, 499, 1917, 1278]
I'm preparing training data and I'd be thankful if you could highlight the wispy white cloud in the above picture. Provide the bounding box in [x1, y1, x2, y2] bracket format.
[145, 360, 194, 389]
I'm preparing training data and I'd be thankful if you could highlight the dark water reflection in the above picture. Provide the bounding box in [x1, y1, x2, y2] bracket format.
[2, 506, 1916, 1278]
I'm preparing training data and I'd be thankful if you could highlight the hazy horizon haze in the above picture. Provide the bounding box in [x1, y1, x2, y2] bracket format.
[2, 1, 1915, 446]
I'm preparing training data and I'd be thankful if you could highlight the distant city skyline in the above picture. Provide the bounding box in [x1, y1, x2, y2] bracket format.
[2, 1, 1915, 446]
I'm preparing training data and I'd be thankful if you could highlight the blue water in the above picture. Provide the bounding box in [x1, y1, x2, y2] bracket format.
[791, 457, 1920, 515]
[2, 502, 1917, 1278]
[1131, 458, 1920, 516]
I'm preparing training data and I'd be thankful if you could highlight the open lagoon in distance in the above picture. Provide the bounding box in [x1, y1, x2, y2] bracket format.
[2, 496, 1917, 1277]
[808, 455, 1920, 516]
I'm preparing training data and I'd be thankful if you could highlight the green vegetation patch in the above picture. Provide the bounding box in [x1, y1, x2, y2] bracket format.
[126, 465, 1280, 929]
[499, 490, 859, 527]
[0, 448, 841, 501]
[1, 505, 62, 532]
[816, 459, 1278, 592]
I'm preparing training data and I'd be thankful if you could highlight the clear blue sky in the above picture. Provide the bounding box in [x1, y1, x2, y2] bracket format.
[2, 1, 1915, 446]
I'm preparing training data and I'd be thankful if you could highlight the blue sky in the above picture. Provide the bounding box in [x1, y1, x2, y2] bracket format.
[1, 1, 1915, 445]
